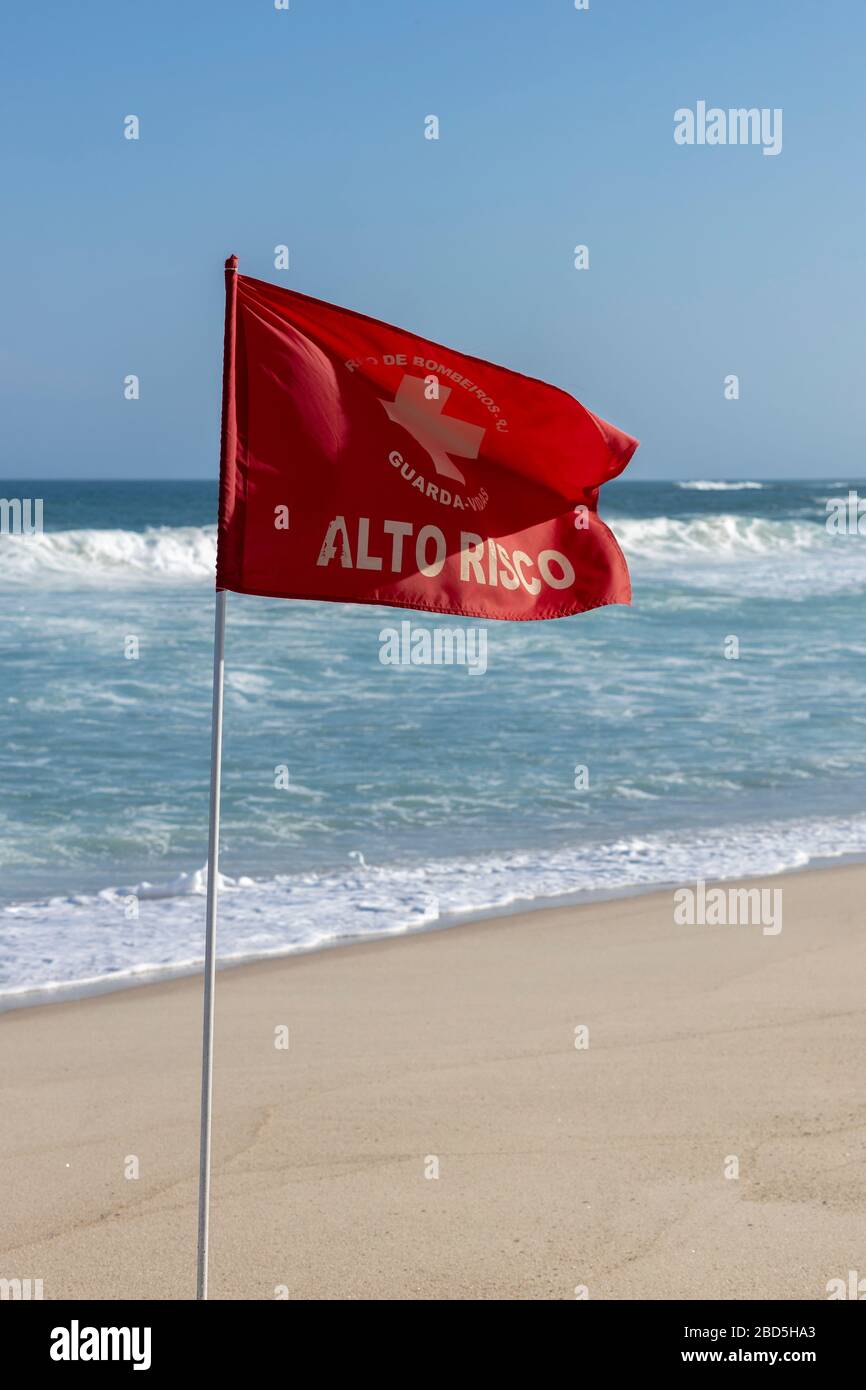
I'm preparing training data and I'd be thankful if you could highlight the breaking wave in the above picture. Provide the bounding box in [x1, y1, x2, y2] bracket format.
[613, 514, 824, 558]
[677, 480, 765, 491]
[611, 514, 866, 596]
[0, 525, 217, 586]
[2, 513, 861, 599]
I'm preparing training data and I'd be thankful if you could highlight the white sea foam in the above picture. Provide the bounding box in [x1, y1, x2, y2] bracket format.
[611, 514, 866, 597]
[677, 480, 765, 491]
[2, 512, 862, 602]
[0, 525, 217, 585]
[3, 814, 866, 1007]
[614, 514, 821, 557]
[0, 513, 841, 587]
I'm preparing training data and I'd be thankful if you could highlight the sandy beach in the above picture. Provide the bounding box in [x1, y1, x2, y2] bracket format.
[2, 862, 865, 1301]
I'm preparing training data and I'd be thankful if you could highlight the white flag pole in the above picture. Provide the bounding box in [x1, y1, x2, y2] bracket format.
[196, 254, 238, 1300]
[196, 586, 227, 1299]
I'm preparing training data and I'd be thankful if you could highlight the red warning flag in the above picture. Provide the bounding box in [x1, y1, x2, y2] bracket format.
[216, 260, 637, 620]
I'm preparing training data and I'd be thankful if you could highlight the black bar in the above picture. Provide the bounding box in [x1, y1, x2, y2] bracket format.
[6, 1298, 861, 1373]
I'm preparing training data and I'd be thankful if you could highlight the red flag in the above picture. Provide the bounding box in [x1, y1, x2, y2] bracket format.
[216, 260, 637, 620]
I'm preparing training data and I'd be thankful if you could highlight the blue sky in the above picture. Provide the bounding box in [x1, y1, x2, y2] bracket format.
[2, 0, 863, 480]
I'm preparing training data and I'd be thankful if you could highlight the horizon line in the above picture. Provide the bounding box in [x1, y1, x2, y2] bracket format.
[2, 475, 862, 485]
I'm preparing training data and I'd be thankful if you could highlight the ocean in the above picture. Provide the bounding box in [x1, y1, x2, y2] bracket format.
[2, 477, 865, 1004]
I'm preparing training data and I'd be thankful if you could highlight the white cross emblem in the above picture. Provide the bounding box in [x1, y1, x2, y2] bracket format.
[380, 374, 486, 485]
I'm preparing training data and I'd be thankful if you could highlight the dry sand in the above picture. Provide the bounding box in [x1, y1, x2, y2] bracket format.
[2, 863, 865, 1300]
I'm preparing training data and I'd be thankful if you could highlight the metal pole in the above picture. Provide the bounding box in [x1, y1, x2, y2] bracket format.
[196, 586, 227, 1299]
[196, 255, 238, 1299]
